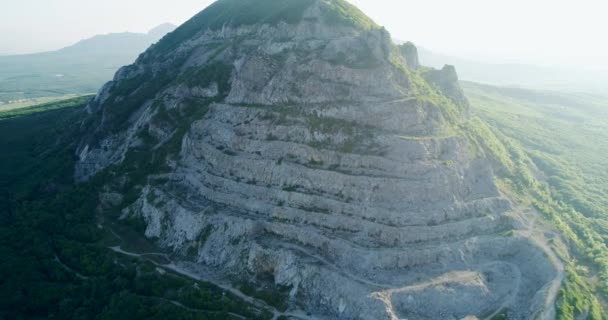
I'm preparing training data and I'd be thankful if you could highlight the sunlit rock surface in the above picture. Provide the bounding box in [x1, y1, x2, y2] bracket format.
[76, 1, 561, 319]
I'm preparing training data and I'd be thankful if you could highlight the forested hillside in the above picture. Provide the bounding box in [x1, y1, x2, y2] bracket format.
[464, 82, 608, 319]
[0, 98, 272, 320]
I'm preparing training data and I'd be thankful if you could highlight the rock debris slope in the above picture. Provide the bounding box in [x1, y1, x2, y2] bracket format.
[76, 0, 562, 319]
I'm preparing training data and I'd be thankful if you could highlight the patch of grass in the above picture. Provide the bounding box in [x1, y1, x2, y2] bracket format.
[389, 48, 468, 126]
[282, 185, 299, 192]
[110, 97, 216, 210]
[299, 205, 331, 215]
[308, 158, 324, 166]
[556, 265, 603, 320]
[0, 95, 92, 120]
[306, 112, 356, 135]
[178, 62, 233, 93]
[319, 0, 378, 30]
[490, 311, 509, 320]
[0, 94, 89, 113]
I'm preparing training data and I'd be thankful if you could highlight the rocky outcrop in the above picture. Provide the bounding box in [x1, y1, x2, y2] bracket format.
[422, 64, 469, 106]
[76, 0, 562, 319]
[398, 41, 420, 70]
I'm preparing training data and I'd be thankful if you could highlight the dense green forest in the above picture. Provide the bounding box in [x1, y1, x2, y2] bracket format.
[0, 97, 272, 320]
[464, 82, 608, 319]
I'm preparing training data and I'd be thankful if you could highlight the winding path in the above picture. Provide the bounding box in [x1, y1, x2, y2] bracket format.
[515, 210, 565, 320]
[108, 245, 317, 320]
[104, 198, 564, 320]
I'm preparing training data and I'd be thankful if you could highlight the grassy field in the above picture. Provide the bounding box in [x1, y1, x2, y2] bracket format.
[0, 94, 90, 112]
[0, 95, 94, 122]
[464, 81, 608, 319]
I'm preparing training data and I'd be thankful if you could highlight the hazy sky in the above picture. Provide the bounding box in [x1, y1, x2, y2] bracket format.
[2, 0, 607, 69]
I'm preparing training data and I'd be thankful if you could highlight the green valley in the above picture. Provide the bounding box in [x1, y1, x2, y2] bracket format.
[464, 82, 608, 319]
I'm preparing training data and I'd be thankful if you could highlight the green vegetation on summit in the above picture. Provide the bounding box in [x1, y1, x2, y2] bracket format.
[150, 0, 377, 58]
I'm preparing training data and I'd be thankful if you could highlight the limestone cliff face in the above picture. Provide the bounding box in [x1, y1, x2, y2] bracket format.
[398, 42, 420, 70]
[76, 0, 560, 319]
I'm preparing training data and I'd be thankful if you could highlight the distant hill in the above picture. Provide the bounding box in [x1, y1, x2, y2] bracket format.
[417, 47, 608, 95]
[0, 23, 176, 104]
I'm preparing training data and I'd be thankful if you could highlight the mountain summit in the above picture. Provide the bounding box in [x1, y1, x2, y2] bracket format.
[76, 0, 562, 319]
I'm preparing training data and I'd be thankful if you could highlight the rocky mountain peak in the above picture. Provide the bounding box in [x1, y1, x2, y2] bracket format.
[74, 1, 562, 319]
[141, 0, 379, 61]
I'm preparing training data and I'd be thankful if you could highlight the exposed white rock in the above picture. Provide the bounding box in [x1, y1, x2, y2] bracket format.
[76, 1, 562, 319]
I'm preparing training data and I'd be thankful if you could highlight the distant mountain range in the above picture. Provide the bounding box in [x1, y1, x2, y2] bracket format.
[0, 23, 176, 103]
[3, 22, 605, 105]
[417, 47, 608, 95]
